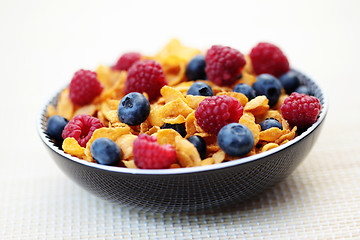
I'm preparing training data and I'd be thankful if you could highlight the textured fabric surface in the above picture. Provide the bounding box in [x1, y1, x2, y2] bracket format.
[1, 0, 360, 239]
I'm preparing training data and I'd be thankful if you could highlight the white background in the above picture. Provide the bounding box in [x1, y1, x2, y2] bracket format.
[1, 0, 360, 239]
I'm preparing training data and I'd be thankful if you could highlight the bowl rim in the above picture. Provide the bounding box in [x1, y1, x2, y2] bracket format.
[38, 69, 328, 176]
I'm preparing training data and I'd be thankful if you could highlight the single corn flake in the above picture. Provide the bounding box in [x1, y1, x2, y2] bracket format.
[62, 137, 87, 160]
[175, 136, 201, 167]
[244, 96, 270, 116]
[259, 127, 283, 142]
[261, 143, 279, 152]
[157, 128, 181, 147]
[116, 134, 137, 160]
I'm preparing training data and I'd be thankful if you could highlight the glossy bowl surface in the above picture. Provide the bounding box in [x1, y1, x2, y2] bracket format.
[38, 70, 328, 213]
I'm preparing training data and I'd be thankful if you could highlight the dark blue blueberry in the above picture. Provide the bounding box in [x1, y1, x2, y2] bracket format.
[279, 70, 300, 94]
[187, 135, 207, 159]
[187, 82, 213, 96]
[117, 92, 150, 126]
[259, 118, 283, 131]
[233, 83, 256, 100]
[295, 85, 310, 95]
[217, 123, 254, 156]
[186, 55, 207, 81]
[90, 138, 121, 166]
[161, 123, 187, 138]
[46, 115, 68, 143]
[252, 74, 282, 108]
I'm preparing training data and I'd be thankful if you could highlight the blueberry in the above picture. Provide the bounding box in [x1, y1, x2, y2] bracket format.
[252, 74, 282, 108]
[187, 82, 213, 96]
[233, 83, 256, 100]
[259, 118, 283, 131]
[46, 115, 68, 143]
[295, 85, 310, 95]
[279, 70, 300, 94]
[187, 135, 207, 159]
[186, 55, 207, 81]
[161, 123, 187, 138]
[117, 92, 150, 126]
[217, 123, 254, 156]
[90, 138, 121, 166]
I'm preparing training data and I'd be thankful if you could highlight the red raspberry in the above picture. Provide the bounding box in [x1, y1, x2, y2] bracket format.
[133, 134, 176, 169]
[280, 92, 322, 128]
[205, 45, 246, 86]
[125, 60, 167, 101]
[112, 52, 141, 71]
[195, 95, 244, 134]
[62, 114, 104, 147]
[249, 42, 290, 77]
[69, 69, 103, 106]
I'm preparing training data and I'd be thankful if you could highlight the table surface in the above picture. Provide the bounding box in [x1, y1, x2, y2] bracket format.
[1, 0, 360, 239]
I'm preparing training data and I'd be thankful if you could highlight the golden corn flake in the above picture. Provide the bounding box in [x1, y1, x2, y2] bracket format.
[213, 150, 226, 164]
[116, 134, 137, 160]
[160, 85, 187, 104]
[201, 157, 215, 166]
[157, 129, 181, 147]
[185, 95, 206, 110]
[56, 88, 74, 120]
[163, 115, 186, 124]
[259, 127, 283, 142]
[122, 159, 137, 169]
[175, 136, 201, 167]
[217, 91, 248, 107]
[239, 113, 260, 146]
[261, 143, 279, 152]
[244, 96, 270, 116]
[62, 137, 87, 160]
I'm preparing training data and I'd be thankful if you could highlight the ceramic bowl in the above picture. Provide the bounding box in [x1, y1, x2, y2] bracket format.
[38, 70, 328, 213]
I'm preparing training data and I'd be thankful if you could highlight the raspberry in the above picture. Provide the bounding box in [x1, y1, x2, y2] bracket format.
[133, 134, 176, 169]
[69, 69, 103, 106]
[112, 52, 141, 71]
[205, 45, 246, 86]
[280, 92, 322, 128]
[62, 114, 104, 147]
[249, 42, 290, 77]
[195, 95, 244, 134]
[125, 60, 167, 101]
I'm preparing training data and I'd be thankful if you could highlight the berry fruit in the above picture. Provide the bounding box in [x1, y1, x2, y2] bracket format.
[205, 45, 246, 86]
[295, 85, 310, 95]
[62, 114, 104, 147]
[195, 95, 244, 134]
[233, 83, 256, 100]
[125, 60, 167, 101]
[161, 123, 187, 138]
[90, 138, 121, 166]
[133, 134, 176, 169]
[186, 55, 207, 80]
[259, 118, 283, 131]
[47, 115, 68, 143]
[187, 82, 213, 96]
[69, 69, 103, 106]
[280, 92, 322, 128]
[187, 135, 207, 159]
[279, 70, 300, 94]
[249, 42, 290, 77]
[217, 123, 254, 156]
[117, 92, 150, 126]
[113, 52, 141, 71]
[252, 74, 282, 108]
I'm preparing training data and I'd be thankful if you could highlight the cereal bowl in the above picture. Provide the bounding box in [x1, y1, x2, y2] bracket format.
[38, 70, 327, 213]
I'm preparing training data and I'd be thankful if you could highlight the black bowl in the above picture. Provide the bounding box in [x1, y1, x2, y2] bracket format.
[38, 70, 328, 213]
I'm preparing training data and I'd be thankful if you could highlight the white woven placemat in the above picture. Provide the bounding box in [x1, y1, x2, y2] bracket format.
[1, 108, 360, 239]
